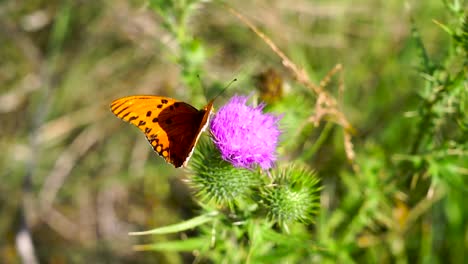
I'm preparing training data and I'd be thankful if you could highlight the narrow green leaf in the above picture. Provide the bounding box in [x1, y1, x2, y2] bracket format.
[432, 19, 454, 36]
[129, 211, 218, 236]
[133, 238, 208, 252]
[49, 0, 73, 55]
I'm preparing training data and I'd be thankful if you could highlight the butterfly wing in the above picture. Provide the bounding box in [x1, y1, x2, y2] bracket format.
[110, 96, 213, 167]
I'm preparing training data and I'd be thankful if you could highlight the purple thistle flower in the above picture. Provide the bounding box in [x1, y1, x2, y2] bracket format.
[210, 95, 282, 170]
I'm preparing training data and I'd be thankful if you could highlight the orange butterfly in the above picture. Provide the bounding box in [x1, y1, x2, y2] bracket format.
[110, 96, 214, 168]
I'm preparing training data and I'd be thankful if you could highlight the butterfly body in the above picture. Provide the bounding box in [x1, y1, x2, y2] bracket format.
[110, 96, 214, 167]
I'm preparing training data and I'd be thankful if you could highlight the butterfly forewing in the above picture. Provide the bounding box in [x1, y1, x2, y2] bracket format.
[110, 95, 213, 167]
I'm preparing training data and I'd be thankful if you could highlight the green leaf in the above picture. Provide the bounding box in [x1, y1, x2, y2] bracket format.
[432, 19, 454, 36]
[129, 211, 218, 236]
[133, 238, 208, 252]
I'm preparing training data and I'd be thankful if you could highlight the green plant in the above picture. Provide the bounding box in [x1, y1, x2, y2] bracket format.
[130, 1, 467, 263]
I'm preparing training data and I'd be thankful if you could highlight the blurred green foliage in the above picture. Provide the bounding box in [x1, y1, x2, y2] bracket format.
[0, 0, 466, 263]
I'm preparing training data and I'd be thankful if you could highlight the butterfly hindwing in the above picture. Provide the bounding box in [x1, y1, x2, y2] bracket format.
[157, 102, 210, 166]
[110, 95, 213, 167]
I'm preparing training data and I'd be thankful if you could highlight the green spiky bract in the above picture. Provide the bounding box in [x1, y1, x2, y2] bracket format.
[189, 138, 261, 209]
[260, 165, 321, 226]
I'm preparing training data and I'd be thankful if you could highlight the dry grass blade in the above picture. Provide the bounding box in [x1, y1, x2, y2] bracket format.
[227, 6, 322, 95]
[228, 6, 356, 163]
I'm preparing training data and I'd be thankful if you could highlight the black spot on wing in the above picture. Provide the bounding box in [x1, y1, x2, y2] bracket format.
[111, 100, 127, 112]
[121, 112, 130, 119]
[116, 106, 130, 116]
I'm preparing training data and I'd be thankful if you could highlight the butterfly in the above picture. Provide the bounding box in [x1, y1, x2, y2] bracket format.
[110, 96, 214, 168]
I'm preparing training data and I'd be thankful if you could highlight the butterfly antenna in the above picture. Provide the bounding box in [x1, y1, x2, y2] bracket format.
[213, 78, 237, 102]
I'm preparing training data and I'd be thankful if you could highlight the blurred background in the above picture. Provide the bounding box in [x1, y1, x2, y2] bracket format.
[1, 0, 466, 263]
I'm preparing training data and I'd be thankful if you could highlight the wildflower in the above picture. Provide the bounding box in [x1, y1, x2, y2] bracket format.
[210, 95, 282, 170]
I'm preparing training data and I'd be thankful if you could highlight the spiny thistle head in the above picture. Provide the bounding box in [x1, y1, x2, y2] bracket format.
[260, 165, 321, 225]
[189, 139, 260, 208]
[210, 95, 282, 170]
